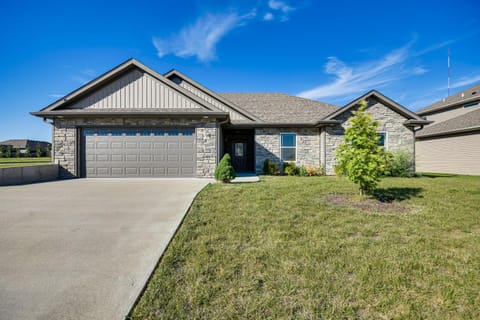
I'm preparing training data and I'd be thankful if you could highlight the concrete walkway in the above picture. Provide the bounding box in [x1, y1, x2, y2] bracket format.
[0, 178, 209, 320]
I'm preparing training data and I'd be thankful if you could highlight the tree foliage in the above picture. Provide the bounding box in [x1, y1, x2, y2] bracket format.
[214, 153, 236, 183]
[6, 145, 12, 158]
[36, 143, 42, 157]
[335, 100, 391, 195]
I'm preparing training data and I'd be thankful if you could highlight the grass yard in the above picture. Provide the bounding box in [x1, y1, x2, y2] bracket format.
[131, 175, 480, 319]
[0, 157, 51, 168]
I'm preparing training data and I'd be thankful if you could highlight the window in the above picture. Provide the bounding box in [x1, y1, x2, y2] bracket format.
[280, 133, 296, 161]
[234, 143, 244, 157]
[377, 132, 387, 149]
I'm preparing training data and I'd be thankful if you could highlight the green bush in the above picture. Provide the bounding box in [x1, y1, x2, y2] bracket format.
[298, 165, 308, 177]
[386, 149, 414, 177]
[283, 162, 298, 176]
[0, 146, 4, 158]
[24, 146, 31, 158]
[214, 153, 236, 183]
[36, 143, 42, 157]
[6, 145, 12, 158]
[262, 159, 279, 175]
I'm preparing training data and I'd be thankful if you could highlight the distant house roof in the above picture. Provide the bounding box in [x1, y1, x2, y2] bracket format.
[417, 83, 480, 115]
[0, 139, 51, 149]
[219, 93, 339, 124]
[416, 107, 480, 138]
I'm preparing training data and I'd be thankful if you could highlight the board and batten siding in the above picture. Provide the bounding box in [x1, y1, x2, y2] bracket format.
[67, 69, 206, 110]
[176, 79, 249, 121]
[416, 132, 480, 175]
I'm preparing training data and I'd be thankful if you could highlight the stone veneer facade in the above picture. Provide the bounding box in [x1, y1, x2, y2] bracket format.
[53, 117, 218, 178]
[324, 97, 415, 175]
[255, 128, 321, 173]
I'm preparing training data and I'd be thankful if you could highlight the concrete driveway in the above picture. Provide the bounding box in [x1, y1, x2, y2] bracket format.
[0, 178, 209, 320]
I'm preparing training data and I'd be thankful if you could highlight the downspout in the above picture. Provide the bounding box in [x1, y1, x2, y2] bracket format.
[412, 125, 425, 175]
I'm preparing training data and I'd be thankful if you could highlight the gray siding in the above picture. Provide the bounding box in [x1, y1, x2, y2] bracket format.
[177, 79, 249, 121]
[67, 69, 206, 110]
[424, 104, 480, 126]
[416, 133, 480, 175]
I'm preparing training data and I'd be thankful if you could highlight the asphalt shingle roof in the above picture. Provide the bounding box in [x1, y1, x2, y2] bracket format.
[219, 93, 339, 123]
[416, 107, 480, 137]
[417, 83, 480, 115]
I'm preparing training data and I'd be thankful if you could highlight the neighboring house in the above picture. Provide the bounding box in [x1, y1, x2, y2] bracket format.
[0, 139, 51, 156]
[416, 83, 480, 175]
[31, 59, 428, 178]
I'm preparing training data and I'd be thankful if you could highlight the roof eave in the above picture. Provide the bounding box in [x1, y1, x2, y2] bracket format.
[30, 111, 230, 119]
[416, 126, 480, 139]
[417, 96, 480, 115]
[403, 119, 433, 127]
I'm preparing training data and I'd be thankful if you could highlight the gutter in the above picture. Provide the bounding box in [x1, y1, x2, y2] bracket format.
[30, 111, 230, 119]
[416, 126, 480, 139]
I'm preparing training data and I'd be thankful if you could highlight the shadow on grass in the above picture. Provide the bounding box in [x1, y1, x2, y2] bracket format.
[374, 187, 423, 202]
[417, 172, 458, 178]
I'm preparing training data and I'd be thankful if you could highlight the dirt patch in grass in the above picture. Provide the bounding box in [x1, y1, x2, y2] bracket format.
[323, 193, 410, 213]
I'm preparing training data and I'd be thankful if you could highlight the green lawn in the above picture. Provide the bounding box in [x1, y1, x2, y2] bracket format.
[131, 175, 480, 319]
[0, 157, 51, 168]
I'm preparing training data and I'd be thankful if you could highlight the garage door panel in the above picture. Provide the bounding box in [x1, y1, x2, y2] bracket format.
[83, 128, 196, 177]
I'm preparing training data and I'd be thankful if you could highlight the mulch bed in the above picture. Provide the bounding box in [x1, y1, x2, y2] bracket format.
[323, 193, 410, 214]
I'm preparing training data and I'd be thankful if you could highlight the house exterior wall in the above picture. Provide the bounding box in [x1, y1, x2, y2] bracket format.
[173, 78, 249, 121]
[66, 68, 207, 110]
[53, 117, 218, 178]
[254, 128, 321, 173]
[324, 97, 414, 175]
[416, 132, 480, 175]
[423, 103, 480, 126]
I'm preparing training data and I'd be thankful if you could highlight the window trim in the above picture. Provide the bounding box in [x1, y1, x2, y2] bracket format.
[280, 132, 297, 162]
[377, 131, 388, 150]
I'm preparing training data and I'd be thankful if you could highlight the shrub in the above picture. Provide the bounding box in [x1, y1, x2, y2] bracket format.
[298, 166, 308, 177]
[262, 159, 279, 175]
[283, 162, 298, 176]
[24, 146, 31, 158]
[15, 148, 20, 158]
[305, 165, 324, 176]
[335, 100, 391, 196]
[214, 153, 236, 183]
[46, 144, 52, 157]
[0, 146, 4, 158]
[386, 149, 414, 177]
[6, 145, 12, 158]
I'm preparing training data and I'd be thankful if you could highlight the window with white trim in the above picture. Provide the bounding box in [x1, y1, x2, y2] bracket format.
[280, 133, 296, 161]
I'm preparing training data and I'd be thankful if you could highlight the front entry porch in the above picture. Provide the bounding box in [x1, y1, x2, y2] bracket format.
[222, 129, 255, 173]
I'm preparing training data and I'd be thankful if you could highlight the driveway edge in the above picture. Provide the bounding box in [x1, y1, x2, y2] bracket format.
[123, 182, 211, 319]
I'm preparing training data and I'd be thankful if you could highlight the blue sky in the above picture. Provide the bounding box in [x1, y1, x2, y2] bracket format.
[1, 0, 479, 142]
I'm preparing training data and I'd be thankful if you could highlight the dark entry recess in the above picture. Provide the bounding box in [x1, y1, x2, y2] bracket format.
[222, 129, 254, 173]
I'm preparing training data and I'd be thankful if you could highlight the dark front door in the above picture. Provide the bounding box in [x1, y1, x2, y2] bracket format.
[223, 129, 254, 173]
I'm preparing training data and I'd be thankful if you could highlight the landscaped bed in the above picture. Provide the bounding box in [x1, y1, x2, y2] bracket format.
[0, 157, 51, 168]
[131, 175, 480, 319]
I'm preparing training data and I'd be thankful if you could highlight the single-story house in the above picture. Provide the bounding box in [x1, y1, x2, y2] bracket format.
[415, 83, 480, 175]
[0, 139, 51, 156]
[31, 58, 429, 178]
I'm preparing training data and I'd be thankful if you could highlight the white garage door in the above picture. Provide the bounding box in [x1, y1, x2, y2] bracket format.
[82, 128, 196, 177]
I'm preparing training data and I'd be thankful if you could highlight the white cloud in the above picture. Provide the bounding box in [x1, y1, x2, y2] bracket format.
[153, 11, 256, 62]
[297, 43, 415, 100]
[49, 93, 64, 99]
[450, 75, 480, 89]
[263, 12, 274, 21]
[267, 0, 294, 21]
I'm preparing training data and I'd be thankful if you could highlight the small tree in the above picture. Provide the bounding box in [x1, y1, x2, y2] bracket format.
[36, 143, 42, 157]
[335, 100, 391, 196]
[6, 145, 12, 158]
[0, 146, 4, 158]
[46, 144, 52, 157]
[214, 153, 236, 183]
[15, 148, 20, 158]
[24, 146, 31, 158]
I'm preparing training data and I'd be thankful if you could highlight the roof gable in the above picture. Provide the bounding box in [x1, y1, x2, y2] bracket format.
[37, 59, 224, 115]
[417, 82, 480, 115]
[325, 90, 427, 122]
[164, 69, 260, 122]
[417, 107, 480, 138]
